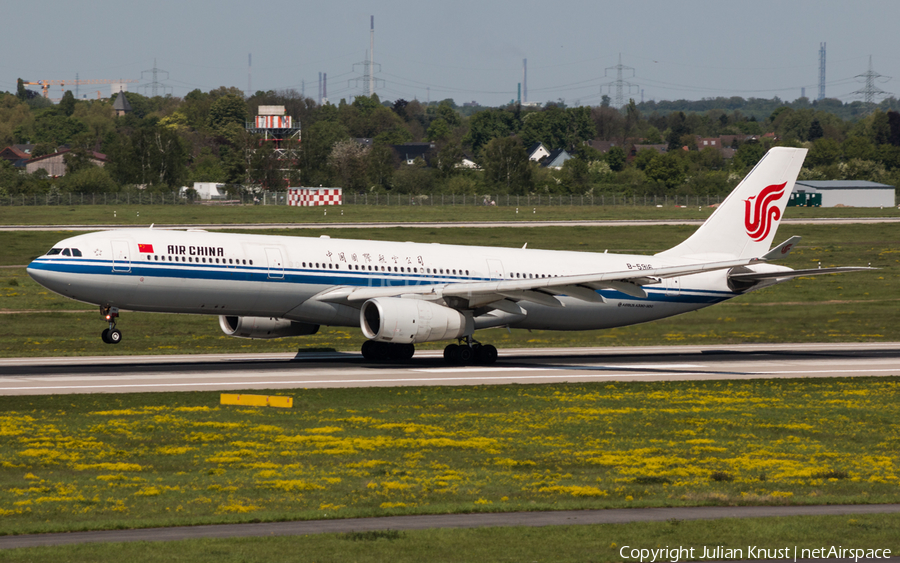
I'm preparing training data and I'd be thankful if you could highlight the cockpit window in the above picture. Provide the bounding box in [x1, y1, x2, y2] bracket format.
[62, 249, 71, 256]
[71, 249, 82, 257]
[46, 248, 62, 256]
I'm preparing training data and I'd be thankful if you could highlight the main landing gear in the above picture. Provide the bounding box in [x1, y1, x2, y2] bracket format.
[360, 336, 498, 365]
[361, 340, 415, 361]
[100, 306, 122, 345]
[443, 336, 498, 365]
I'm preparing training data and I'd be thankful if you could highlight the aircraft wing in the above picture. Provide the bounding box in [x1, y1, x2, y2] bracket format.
[315, 256, 759, 308]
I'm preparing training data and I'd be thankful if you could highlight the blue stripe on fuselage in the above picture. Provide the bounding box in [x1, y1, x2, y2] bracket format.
[27, 258, 736, 305]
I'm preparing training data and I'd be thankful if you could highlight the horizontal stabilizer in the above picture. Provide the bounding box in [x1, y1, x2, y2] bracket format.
[762, 236, 802, 261]
[729, 266, 876, 282]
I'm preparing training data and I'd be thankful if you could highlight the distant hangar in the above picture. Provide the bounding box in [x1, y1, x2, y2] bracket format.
[790, 180, 896, 208]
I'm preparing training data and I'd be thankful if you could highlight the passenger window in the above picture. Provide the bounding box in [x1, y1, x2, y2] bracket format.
[249, 260, 253, 265]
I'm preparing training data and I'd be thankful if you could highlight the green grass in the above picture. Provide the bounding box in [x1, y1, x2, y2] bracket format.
[1, 378, 899, 536]
[1, 223, 897, 356]
[1, 513, 898, 562]
[1, 200, 898, 226]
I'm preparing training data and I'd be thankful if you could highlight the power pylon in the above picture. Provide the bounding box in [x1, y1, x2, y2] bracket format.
[850, 56, 891, 110]
[140, 59, 172, 98]
[351, 16, 383, 97]
[601, 53, 639, 109]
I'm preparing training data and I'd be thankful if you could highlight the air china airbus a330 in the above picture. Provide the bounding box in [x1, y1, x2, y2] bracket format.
[28, 147, 869, 364]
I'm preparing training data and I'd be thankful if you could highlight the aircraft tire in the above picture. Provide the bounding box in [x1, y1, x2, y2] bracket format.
[443, 344, 459, 362]
[108, 329, 122, 344]
[101, 329, 110, 344]
[390, 343, 415, 361]
[457, 346, 474, 364]
[361, 340, 377, 360]
[476, 344, 498, 365]
[372, 341, 391, 361]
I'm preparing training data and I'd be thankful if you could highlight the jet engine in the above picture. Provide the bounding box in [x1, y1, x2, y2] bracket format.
[219, 316, 319, 339]
[360, 298, 472, 343]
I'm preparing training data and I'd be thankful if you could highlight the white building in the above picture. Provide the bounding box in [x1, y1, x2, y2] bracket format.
[182, 182, 227, 200]
[793, 181, 896, 208]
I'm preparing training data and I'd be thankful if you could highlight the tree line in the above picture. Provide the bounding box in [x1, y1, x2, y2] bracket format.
[2, 80, 900, 201]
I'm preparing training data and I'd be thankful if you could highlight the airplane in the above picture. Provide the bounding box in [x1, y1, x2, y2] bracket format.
[27, 147, 871, 364]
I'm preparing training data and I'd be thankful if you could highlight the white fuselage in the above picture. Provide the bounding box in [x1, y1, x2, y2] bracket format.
[27, 229, 740, 333]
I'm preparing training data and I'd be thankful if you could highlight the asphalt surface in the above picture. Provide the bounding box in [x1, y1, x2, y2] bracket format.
[1, 342, 897, 395]
[2, 503, 899, 549]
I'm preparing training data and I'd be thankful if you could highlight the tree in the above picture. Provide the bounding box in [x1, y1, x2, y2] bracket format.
[606, 146, 626, 172]
[426, 118, 451, 142]
[481, 136, 532, 194]
[16, 79, 27, 102]
[59, 166, 117, 193]
[808, 118, 824, 141]
[58, 91, 76, 117]
[520, 105, 595, 150]
[888, 111, 900, 147]
[464, 109, 520, 155]
[208, 94, 247, 133]
[367, 143, 396, 190]
[328, 139, 370, 190]
[644, 152, 686, 191]
[807, 138, 841, 167]
[106, 123, 187, 188]
[298, 120, 349, 186]
[732, 141, 765, 170]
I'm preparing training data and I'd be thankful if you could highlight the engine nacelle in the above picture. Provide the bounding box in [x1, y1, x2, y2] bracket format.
[360, 298, 472, 343]
[219, 316, 319, 339]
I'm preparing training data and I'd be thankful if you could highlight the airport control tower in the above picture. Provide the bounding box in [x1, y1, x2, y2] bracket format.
[245, 105, 301, 188]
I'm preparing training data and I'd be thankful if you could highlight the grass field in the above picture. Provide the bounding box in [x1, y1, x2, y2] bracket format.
[1, 201, 898, 226]
[1, 378, 898, 537]
[1, 223, 897, 357]
[1, 513, 898, 562]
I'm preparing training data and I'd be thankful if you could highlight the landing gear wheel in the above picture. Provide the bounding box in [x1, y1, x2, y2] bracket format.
[108, 329, 122, 344]
[389, 343, 415, 361]
[443, 344, 459, 362]
[361, 340, 377, 360]
[457, 345, 474, 364]
[475, 344, 498, 365]
[101, 328, 110, 344]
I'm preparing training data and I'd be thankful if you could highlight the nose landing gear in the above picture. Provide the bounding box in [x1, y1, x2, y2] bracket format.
[100, 306, 122, 344]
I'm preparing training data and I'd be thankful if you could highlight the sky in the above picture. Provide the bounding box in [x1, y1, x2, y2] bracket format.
[3, 0, 898, 108]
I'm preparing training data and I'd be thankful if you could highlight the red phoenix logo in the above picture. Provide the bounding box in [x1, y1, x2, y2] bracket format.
[744, 183, 786, 242]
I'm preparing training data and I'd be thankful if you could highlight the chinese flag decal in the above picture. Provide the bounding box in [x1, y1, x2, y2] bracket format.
[138, 244, 154, 253]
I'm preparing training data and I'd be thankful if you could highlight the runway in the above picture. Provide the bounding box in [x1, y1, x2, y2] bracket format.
[1, 342, 897, 395]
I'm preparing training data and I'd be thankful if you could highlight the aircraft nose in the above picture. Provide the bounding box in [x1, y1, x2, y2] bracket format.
[27, 260, 60, 292]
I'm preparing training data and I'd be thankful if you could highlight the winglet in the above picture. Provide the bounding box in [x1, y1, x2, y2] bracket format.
[761, 236, 802, 261]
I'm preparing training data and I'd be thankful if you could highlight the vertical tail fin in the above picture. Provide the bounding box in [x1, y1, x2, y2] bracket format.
[657, 147, 807, 260]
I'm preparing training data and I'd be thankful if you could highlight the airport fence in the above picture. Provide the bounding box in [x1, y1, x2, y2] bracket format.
[0, 191, 729, 208]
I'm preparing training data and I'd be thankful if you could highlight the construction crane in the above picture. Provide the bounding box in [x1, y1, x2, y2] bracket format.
[23, 79, 139, 99]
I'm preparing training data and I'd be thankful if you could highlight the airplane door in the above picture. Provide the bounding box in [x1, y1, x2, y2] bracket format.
[266, 248, 284, 279]
[486, 258, 505, 280]
[665, 277, 681, 296]
[112, 240, 131, 273]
